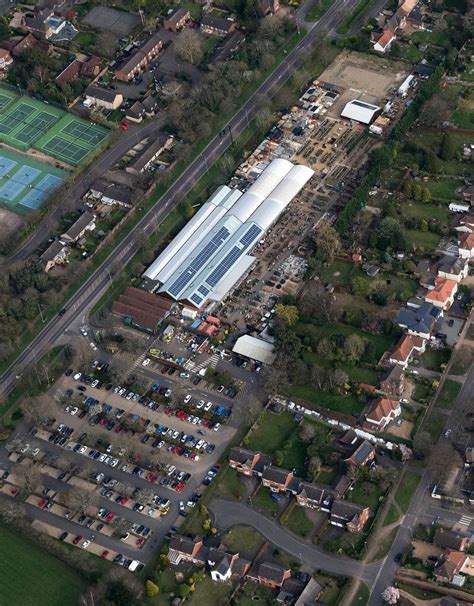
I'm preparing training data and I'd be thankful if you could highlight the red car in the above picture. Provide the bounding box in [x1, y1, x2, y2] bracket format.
[99, 418, 107, 426]
[106, 512, 115, 522]
[202, 420, 210, 427]
[120, 497, 128, 505]
[175, 482, 185, 492]
[119, 121, 129, 131]
[172, 447, 180, 455]
[136, 537, 145, 548]
[164, 407, 172, 415]
[101, 550, 110, 559]
[10, 487, 19, 496]
[190, 452, 197, 461]
[38, 498, 46, 508]
[145, 472, 157, 482]
[114, 424, 122, 433]
[73, 535, 82, 545]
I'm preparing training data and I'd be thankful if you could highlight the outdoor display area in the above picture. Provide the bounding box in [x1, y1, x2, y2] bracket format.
[0, 148, 65, 212]
[0, 85, 108, 167]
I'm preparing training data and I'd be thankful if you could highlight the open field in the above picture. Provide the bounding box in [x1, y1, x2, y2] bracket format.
[0, 84, 108, 166]
[436, 379, 461, 410]
[0, 525, 87, 606]
[394, 471, 420, 513]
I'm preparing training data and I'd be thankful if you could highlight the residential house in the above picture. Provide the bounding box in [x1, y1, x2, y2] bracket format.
[332, 475, 353, 497]
[167, 535, 206, 565]
[345, 440, 375, 467]
[257, 0, 280, 16]
[40, 240, 68, 272]
[56, 55, 100, 86]
[388, 334, 426, 369]
[296, 482, 335, 512]
[163, 8, 191, 32]
[454, 214, 474, 234]
[365, 397, 401, 431]
[200, 15, 236, 36]
[210, 30, 245, 65]
[434, 529, 469, 553]
[434, 550, 468, 584]
[437, 257, 468, 283]
[425, 278, 457, 311]
[126, 100, 146, 123]
[0, 48, 12, 71]
[84, 85, 123, 111]
[261, 466, 294, 492]
[22, 8, 75, 40]
[88, 179, 134, 208]
[462, 184, 474, 205]
[458, 232, 474, 260]
[373, 29, 396, 53]
[80, 56, 100, 78]
[337, 428, 358, 450]
[125, 135, 175, 174]
[276, 578, 306, 604]
[11, 33, 52, 57]
[115, 34, 163, 81]
[60, 211, 96, 244]
[395, 302, 443, 339]
[141, 94, 159, 117]
[247, 561, 291, 589]
[294, 579, 323, 606]
[380, 364, 406, 397]
[330, 500, 370, 533]
[229, 447, 263, 476]
[207, 547, 250, 582]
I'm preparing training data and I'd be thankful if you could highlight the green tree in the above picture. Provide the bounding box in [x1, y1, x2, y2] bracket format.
[376, 217, 405, 251]
[275, 304, 299, 327]
[439, 132, 456, 161]
[351, 276, 372, 297]
[343, 334, 367, 363]
[179, 583, 191, 598]
[421, 187, 432, 203]
[412, 183, 422, 202]
[146, 580, 160, 597]
[423, 149, 440, 173]
[403, 180, 413, 198]
[313, 221, 341, 264]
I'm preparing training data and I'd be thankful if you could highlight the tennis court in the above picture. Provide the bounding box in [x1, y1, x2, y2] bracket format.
[0, 84, 109, 165]
[0, 149, 65, 212]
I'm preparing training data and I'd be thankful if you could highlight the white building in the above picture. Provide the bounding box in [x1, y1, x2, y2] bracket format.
[232, 335, 276, 364]
[341, 100, 381, 125]
[449, 202, 471, 213]
[143, 159, 314, 308]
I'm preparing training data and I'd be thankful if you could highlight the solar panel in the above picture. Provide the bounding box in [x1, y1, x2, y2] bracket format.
[198, 285, 210, 296]
[190, 293, 202, 305]
[167, 226, 230, 297]
[239, 224, 262, 247]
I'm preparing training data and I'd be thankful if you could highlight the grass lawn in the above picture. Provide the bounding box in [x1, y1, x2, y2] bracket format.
[451, 346, 474, 375]
[411, 30, 448, 46]
[319, 260, 364, 286]
[223, 526, 262, 558]
[336, 0, 370, 33]
[283, 505, 314, 538]
[303, 351, 380, 385]
[188, 576, 234, 605]
[290, 384, 365, 416]
[321, 322, 394, 361]
[426, 178, 464, 201]
[453, 109, 474, 129]
[348, 481, 385, 511]
[74, 31, 96, 53]
[394, 471, 420, 513]
[411, 381, 433, 403]
[236, 582, 275, 606]
[402, 202, 450, 223]
[215, 466, 246, 501]
[317, 467, 338, 485]
[402, 228, 440, 253]
[370, 526, 399, 562]
[315, 573, 346, 605]
[420, 347, 451, 372]
[252, 486, 280, 516]
[411, 131, 471, 176]
[424, 411, 448, 442]
[304, 0, 336, 21]
[382, 504, 400, 527]
[281, 431, 308, 476]
[245, 410, 296, 454]
[349, 582, 370, 606]
[0, 525, 87, 606]
[436, 379, 461, 410]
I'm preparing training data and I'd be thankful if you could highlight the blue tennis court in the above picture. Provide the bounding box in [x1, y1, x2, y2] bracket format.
[0, 158, 17, 177]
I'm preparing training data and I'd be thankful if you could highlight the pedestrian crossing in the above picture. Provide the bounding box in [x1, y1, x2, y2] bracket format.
[459, 515, 472, 526]
[189, 353, 220, 374]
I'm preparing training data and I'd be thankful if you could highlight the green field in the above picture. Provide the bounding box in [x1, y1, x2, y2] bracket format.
[283, 505, 314, 537]
[402, 227, 440, 252]
[0, 525, 87, 606]
[394, 471, 420, 513]
[436, 379, 461, 410]
[245, 410, 296, 454]
[426, 178, 464, 201]
[290, 384, 365, 416]
[0, 84, 108, 166]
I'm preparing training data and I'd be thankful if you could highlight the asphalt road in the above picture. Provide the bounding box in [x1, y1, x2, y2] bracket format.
[1, 0, 378, 399]
[211, 499, 380, 584]
[367, 362, 474, 604]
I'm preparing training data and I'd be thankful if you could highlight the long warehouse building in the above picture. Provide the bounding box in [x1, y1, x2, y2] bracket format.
[144, 159, 314, 308]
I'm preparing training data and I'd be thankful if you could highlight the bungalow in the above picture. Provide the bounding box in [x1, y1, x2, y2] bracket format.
[388, 334, 426, 369]
[437, 257, 468, 283]
[167, 535, 206, 565]
[60, 211, 96, 244]
[247, 561, 291, 589]
[115, 34, 163, 81]
[395, 302, 443, 340]
[85, 85, 123, 111]
[261, 466, 294, 492]
[345, 440, 375, 467]
[458, 232, 474, 260]
[40, 240, 68, 272]
[88, 179, 134, 208]
[296, 482, 335, 512]
[434, 529, 469, 553]
[164, 7, 191, 32]
[434, 550, 468, 584]
[126, 134, 175, 175]
[294, 579, 323, 606]
[330, 500, 370, 533]
[200, 15, 236, 36]
[229, 447, 263, 476]
[425, 278, 457, 311]
[380, 364, 406, 397]
[365, 397, 401, 431]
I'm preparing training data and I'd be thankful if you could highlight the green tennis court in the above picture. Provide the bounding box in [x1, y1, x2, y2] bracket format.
[0, 89, 17, 111]
[41, 136, 90, 165]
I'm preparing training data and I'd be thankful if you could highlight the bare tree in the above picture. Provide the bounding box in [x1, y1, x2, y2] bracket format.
[112, 516, 132, 537]
[76, 340, 95, 373]
[16, 465, 43, 497]
[21, 395, 55, 426]
[174, 29, 204, 65]
[298, 280, 336, 323]
[241, 395, 263, 426]
[0, 498, 27, 523]
[134, 487, 154, 505]
[65, 488, 97, 516]
[108, 351, 136, 383]
[96, 31, 118, 59]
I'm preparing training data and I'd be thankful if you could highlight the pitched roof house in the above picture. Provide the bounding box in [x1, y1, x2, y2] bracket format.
[115, 34, 163, 81]
[200, 15, 236, 36]
[247, 561, 291, 588]
[261, 466, 294, 492]
[296, 482, 335, 512]
[207, 547, 250, 582]
[380, 364, 406, 397]
[164, 8, 191, 32]
[395, 302, 443, 339]
[388, 334, 426, 368]
[458, 232, 474, 259]
[60, 211, 95, 244]
[85, 85, 123, 111]
[434, 529, 469, 552]
[365, 397, 401, 431]
[229, 447, 263, 476]
[345, 440, 375, 467]
[373, 29, 396, 53]
[437, 256, 468, 282]
[425, 278, 457, 311]
[330, 500, 370, 533]
[40, 240, 68, 272]
[434, 550, 468, 584]
[168, 535, 206, 565]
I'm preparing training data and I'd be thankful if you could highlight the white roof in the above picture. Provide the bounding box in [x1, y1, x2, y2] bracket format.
[341, 100, 381, 124]
[232, 335, 276, 364]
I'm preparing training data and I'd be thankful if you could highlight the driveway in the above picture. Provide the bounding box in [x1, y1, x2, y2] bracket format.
[210, 499, 380, 585]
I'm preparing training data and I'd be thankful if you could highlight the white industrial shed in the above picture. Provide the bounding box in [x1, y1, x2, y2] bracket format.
[341, 99, 381, 125]
[232, 335, 276, 364]
[143, 159, 314, 308]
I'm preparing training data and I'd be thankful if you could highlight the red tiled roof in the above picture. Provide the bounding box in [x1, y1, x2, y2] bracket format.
[425, 277, 457, 304]
[390, 334, 415, 363]
[459, 232, 474, 250]
[366, 398, 399, 422]
[375, 30, 396, 48]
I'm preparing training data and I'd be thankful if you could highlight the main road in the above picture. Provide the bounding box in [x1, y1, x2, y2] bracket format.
[0, 0, 381, 399]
